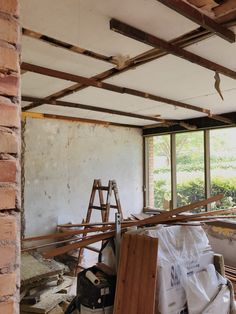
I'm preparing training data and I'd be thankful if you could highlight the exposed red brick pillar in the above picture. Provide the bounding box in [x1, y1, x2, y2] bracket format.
[0, 1, 21, 313]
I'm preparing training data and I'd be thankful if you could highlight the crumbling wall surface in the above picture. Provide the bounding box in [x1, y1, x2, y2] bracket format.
[23, 118, 143, 236]
[0, 0, 21, 313]
[205, 225, 236, 267]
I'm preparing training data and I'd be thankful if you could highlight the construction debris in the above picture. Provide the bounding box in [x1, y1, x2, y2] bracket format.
[20, 252, 75, 314]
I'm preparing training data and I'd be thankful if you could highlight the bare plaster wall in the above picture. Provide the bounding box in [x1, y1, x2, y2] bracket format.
[23, 117, 143, 236]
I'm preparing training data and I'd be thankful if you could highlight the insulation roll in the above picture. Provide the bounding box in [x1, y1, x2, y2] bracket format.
[85, 270, 100, 286]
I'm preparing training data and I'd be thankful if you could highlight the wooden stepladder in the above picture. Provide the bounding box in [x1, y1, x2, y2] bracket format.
[77, 179, 123, 271]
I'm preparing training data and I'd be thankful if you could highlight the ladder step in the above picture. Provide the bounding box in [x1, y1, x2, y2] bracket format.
[91, 205, 118, 210]
[95, 186, 109, 191]
[85, 246, 100, 253]
[91, 206, 106, 210]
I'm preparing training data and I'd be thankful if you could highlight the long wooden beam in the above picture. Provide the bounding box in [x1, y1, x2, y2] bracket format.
[110, 19, 236, 80]
[21, 111, 141, 129]
[43, 194, 224, 258]
[22, 96, 172, 124]
[21, 62, 210, 115]
[22, 28, 115, 65]
[157, 0, 235, 43]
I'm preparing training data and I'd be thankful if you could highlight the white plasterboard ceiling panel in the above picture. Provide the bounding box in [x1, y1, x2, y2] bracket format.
[31, 105, 108, 120]
[183, 89, 236, 114]
[61, 86, 163, 112]
[20, 0, 198, 59]
[22, 37, 114, 77]
[20, 0, 149, 59]
[132, 104, 206, 120]
[186, 26, 236, 70]
[105, 54, 236, 101]
[21, 72, 73, 98]
[60, 86, 206, 120]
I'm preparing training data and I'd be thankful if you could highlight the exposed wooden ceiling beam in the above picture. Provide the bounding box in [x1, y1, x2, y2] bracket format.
[22, 28, 116, 65]
[213, 0, 236, 18]
[21, 62, 211, 115]
[21, 111, 141, 129]
[157, 0, 235, 43]
[22, 20, 236, 110]
[21, 95, 174, 124]
[110, 18, 236, 80]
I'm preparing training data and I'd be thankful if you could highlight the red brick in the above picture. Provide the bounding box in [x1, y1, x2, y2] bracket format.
[0, 188, 16, 210]
[0, 216, 17, 240]
[0, 245, 15, 268]
[0, 0, 19, 17]
[0, 103, 19, 127]
[0, 129, 18, 154]
[0, 300, 14, 314]
[0, 44, 19, 72]
[0, 74, 19, 97]
[0, 15, 19, 44]
[0, 160, 16, 182]
[0, 273, 16, 297]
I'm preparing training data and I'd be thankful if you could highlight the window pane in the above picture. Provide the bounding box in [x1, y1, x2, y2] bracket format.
[146, 135, 171, 209]
[210, 127, 236, 209]
[176, 131, 205, 211]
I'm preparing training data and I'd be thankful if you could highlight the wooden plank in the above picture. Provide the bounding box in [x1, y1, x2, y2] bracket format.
[121, 234, 138, 312]
[145, 237, 158, 314]
[128, 235, 146, 314]
[140, 193, 224, 226]
[110, 19, 236, 80]
[22, 225, 114, 242]
[157, 0, 235, 43]
[21, 63, 210, 117]
[138, 235, 153, 314]
[113, 233, 131, 314]
[22, 95, 169, 124]
[43, 231, 115, 258]
[113, 234, 158, 314]
[22, 111, 141, 129]
[22, 28, 115, 64]
[44, 194, 224, 258]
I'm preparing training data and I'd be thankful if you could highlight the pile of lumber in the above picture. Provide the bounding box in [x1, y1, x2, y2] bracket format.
[20, 252, 75, 314]
[114, 233, 158, 314]
[225, 265, 236, 299]
[21, 194, 236, 259]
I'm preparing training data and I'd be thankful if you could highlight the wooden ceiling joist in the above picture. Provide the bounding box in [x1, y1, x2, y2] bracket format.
[110, 19, 236, 80]
[21, 95, 173, 124]
[21, 62, 211, 115]
[22, 20, 236, 112]
[22, 28, 115, 65]
[22, 111, 141, 129]
[157, 0, 235, 43]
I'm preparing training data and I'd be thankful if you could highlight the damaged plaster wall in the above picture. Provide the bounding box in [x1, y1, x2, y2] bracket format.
[23, 117, 143, 236]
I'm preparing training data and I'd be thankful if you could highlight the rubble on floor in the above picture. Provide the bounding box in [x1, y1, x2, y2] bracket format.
[20, 252, 76, 314]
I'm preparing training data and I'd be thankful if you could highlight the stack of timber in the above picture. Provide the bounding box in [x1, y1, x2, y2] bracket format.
[113, 233, 158, 314]
[20, 252, 75, 314]
[225, 265, 236, 299]
[21, 194, 236, 260]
